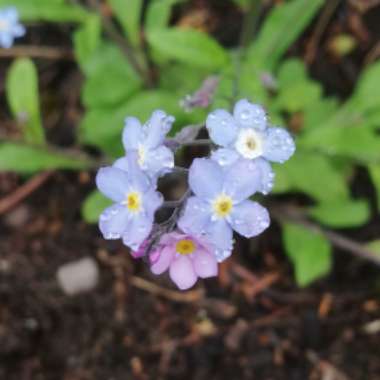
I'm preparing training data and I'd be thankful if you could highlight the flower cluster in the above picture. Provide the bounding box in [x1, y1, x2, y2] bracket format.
[0, 7, 25, 48]
[96, 100, 295, 290]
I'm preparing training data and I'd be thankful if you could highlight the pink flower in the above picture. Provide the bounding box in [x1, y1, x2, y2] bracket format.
[131, 239, 148, 259]
[150, 231, 218, 290]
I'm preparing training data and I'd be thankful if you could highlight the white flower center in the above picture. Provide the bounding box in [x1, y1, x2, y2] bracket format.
[234, 128, 263, 159]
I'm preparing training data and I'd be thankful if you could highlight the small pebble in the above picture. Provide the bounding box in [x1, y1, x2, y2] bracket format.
[57, 257, 99, 296]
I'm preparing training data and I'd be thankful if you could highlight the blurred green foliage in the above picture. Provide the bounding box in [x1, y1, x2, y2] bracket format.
[3, 0, 380, 286]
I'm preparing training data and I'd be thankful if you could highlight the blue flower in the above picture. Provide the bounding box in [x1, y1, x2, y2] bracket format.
[210, 148, 275, 195]
[96, 153, 163, 250]
[114, 110, 175, 179]
[0, 7, 25, 48]
[206, 99, 295, 165]
[178, 157, 270, 262]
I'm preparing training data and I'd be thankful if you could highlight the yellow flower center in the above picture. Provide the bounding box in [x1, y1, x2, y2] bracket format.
[123, 191, 141, 212]
[176, 239, 196, 255]
[235, 128, 263, 159]
[246, 137, 256, 150]
[213, 194, 233, 218]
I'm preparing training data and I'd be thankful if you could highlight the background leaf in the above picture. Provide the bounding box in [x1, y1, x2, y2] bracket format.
[82, 190, 112, 223]
[81, 43, 142, 108]
[145, 0, 182, 31]
[283, 223, 332, 286]
[273, 152, 349, 202]
[0, 0, 90, 22]
[246, 0, 324, 71]
[6, 58, 45, 145]
[309, 199, 370, 228]
[108, 0, 142, 47]
[73, 14, 102, 69]
[0, 142, 92, 173]
[147, 28, 229, 70]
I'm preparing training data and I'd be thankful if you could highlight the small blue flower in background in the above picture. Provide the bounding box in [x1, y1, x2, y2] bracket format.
[0, 7, 25, 48]
[114, 110, 175, 180]
[96, 153, 163, 250]
[206, 98, 295, 166]
[178, 157, 270, 262]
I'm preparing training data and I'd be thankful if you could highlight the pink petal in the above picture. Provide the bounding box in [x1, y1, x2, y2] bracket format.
[169, 256, 197, 290]
[150, 246, 175, 275]
[193, 250, 218, 278]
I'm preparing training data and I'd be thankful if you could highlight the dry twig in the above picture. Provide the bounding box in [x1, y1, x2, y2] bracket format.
[0, 171, 53, 215]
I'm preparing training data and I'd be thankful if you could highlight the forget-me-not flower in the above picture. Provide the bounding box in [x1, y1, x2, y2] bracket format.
[210, 148, 275, 195]
[0, 7, 25, 48]
[178, 157, 270, 262]
[206, 99, 295, 167]
[114, 110, 175, 179]
[150, 231, 218, 290]
[96, 153, 163, 250]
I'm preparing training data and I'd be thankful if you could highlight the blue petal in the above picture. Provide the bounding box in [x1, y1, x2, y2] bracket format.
[206, 109, 238, 147]
[230, 200, 270, 238]
[223, 159, 261, 203]
[144, 110, 174, 149]
[233, 99, 267, 131]
[122, 213, 153, 250]
[189, 158, 224, 200]
[99, 204, 130, 239]
[125, 153, 151, 192]
[0, 32, 13, 48]
[122, 117, 143, 151]
[211, 148, 239, 167]
[144, 145, 174, 177]
[262, 127, 295, 163]
[143, 189, 163, 219]
[113, 157, 129, 172]
[12, 24, 25, 37]
[3, 7, 18, 22]
[178, 196, 211, 236]
[255, 158, 275, 195]
[96, 167, 130, 202]
[206, 219, 233, 252]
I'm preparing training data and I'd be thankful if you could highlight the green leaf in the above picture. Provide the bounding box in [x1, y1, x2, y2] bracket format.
[146, 28, 229, 70]
[309, 199, 370, 228]
[283, 223, 332, 286]
[0, 0, 90, 22]
[365, 240, 380, 256]
[82, 190, 112, 223]
[274, 80, 322, 113]
[81, 43, 142, 108]
[303, 97, 339, 132]
[0, 142, 92, 173]
[145, 0, 182, 31]
[273, 152, 349, 202]
[350, 60, 380, 113]
[159, 62, 209, 95]
[246, 0, 324, 71]
[299, 61, 380, 163]
[73, 14, 102, 69]
[6, 58, 44, 145]
[369, 164, 380, 209]
[108, 0, 142, 46]
[277, 58, 308, 87]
